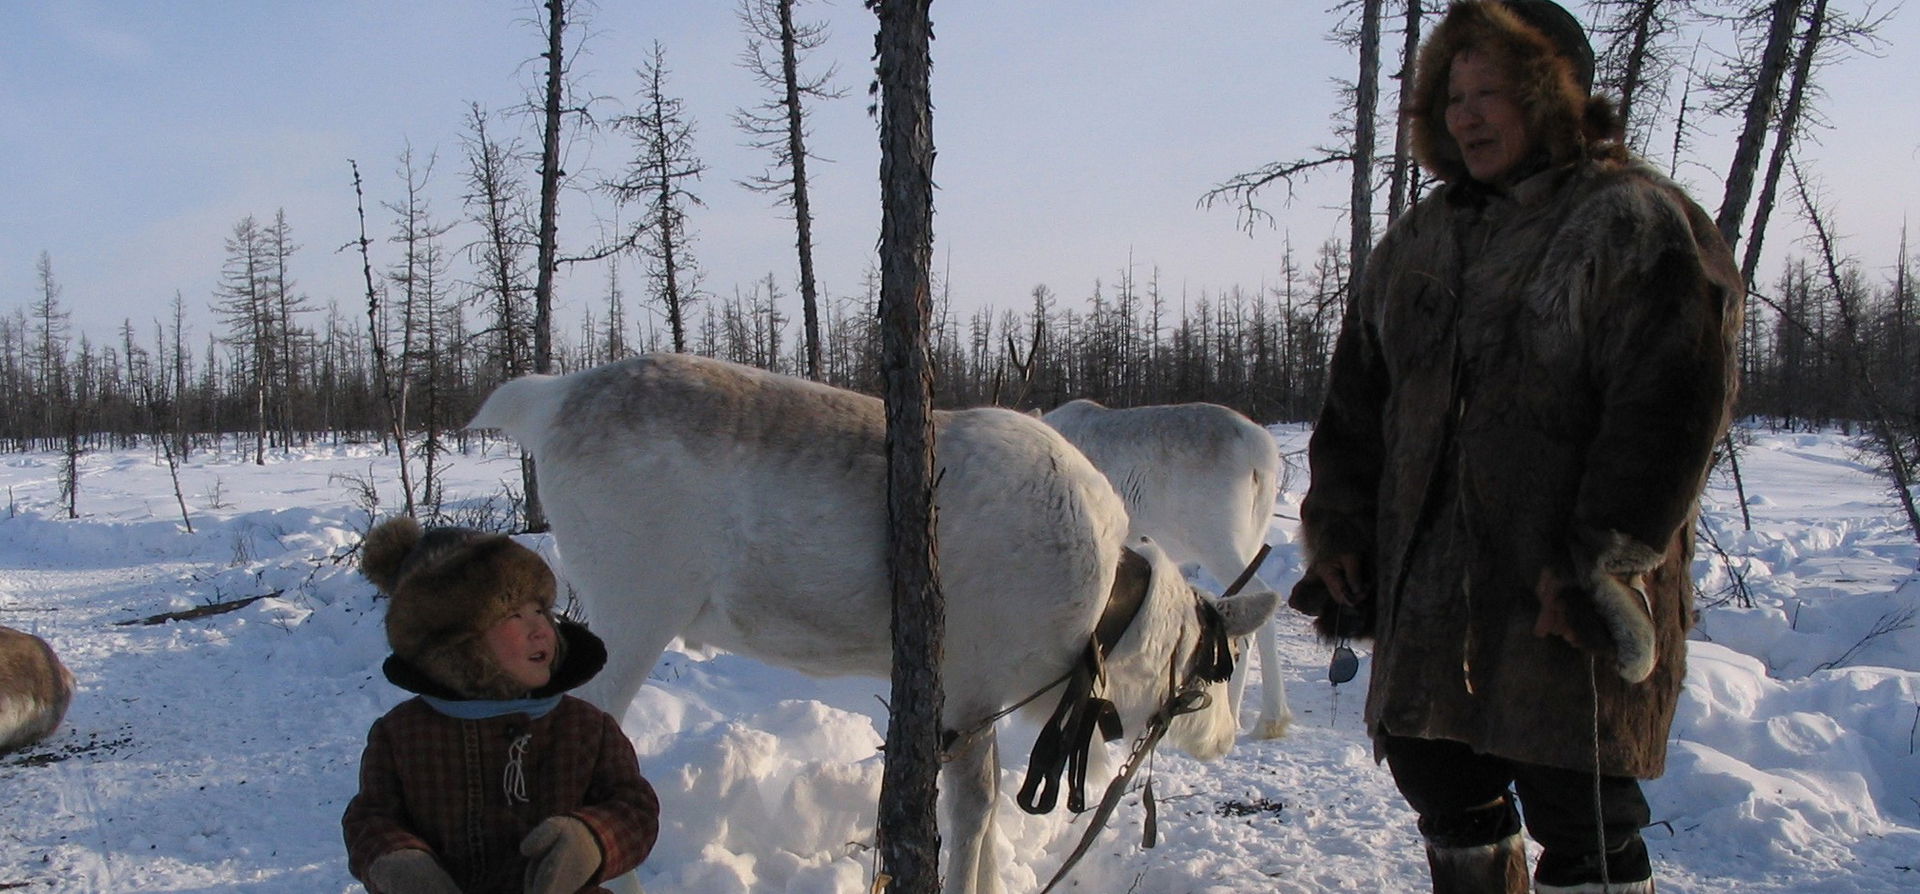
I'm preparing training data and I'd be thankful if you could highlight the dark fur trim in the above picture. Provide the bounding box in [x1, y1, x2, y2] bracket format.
[358, 516, 559, 698]
[1425, 832, 1530, 893]
[384, 619, 607, 701]
[1408, 1, 1622, 185]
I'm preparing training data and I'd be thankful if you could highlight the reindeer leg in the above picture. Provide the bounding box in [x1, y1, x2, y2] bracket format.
[940, 727, 1003, 894]
[1202, 548, 1295, 739]
[1251, 617, 1293, 739]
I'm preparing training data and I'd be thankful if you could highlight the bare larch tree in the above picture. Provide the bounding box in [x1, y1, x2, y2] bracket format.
[213, 216, 275, 465]
[1712, 0, 1803, 251]
[1201, 0, 1391, 281]
[735, 0, 848, 381]
[460, 103, 535, 386]
[1588, 0, 1695, 156]
[609, 41, 708, 354]
[1386, 0, 1427, 224]
[868, 0, 943, 890]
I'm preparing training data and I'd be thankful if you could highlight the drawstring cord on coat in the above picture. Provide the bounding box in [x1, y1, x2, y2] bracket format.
[1588, 655, 1612, 890]
[504, 732, 531, 805]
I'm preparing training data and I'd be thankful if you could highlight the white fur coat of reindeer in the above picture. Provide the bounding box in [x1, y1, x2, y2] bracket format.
[471, 354, 1276, 894]
[1043, 398, 1295, 739]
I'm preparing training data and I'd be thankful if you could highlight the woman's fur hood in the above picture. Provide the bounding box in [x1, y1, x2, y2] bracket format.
[1409, 0, 1624, 185]
[359, 516, 569, 700]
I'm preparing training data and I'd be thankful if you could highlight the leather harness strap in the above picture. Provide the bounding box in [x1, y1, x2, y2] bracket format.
[1030, 543, 1272, 892]
[1017, 546, 1151, 814]
[1093, 546, 1154, 656]
[1015, 542, 1267, 819]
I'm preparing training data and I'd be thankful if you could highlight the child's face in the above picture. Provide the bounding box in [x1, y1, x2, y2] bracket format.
[483, 599, 557, 693]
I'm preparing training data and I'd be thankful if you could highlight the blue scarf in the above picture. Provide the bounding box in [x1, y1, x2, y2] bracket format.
[421, 693, 563, 720]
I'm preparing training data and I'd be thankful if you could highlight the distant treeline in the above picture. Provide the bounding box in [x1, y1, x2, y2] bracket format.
[0, 242, 1344, 459]
[3, 229, 1915, 460]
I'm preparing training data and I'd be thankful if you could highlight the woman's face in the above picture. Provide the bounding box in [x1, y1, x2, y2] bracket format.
[1445, 49, 1535, 184]
[484, 599, 557, 692]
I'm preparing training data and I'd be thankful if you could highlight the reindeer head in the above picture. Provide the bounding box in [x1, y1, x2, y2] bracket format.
[1099, 538, 1278, 762]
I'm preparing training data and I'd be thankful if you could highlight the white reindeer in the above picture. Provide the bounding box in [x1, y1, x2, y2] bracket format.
[1042, 398, 1295, 739]
[471, 354, 1277, 894]
[0, 625, 75, 753]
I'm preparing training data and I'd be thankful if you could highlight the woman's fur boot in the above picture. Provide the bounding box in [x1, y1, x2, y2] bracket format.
[1425, 831, 1529, 894]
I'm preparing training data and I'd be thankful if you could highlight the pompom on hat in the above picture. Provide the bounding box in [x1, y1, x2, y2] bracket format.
[359, 516, 563, 700]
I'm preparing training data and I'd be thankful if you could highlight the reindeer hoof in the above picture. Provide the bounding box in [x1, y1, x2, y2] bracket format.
[1251, 713, 1293, 740]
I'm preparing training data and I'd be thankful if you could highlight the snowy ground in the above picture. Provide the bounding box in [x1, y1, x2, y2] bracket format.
[1, 424, 1916, 892]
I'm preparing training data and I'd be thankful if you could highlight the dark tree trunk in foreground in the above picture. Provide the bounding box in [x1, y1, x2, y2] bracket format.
[869, 1, 942, 891]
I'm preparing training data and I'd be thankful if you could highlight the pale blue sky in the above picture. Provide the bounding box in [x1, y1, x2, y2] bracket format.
[3, 1, 1914, 344]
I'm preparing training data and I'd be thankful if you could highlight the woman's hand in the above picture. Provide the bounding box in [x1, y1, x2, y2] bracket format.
[1289, 553, 1376, 641]
[1313, 554, 1370, 607]
[1532, 566, 1587, 648]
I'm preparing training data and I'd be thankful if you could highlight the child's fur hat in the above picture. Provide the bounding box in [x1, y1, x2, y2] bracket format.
[359, 516, 559, 700]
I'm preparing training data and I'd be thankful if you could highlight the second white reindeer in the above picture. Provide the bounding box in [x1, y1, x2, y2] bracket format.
[1043, 398, 1295, 739]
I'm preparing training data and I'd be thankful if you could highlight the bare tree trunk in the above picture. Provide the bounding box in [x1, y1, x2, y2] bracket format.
[869, 2, 943, 890]
[533, 0, 565, 378]
[1668, 44, 1702, 179]
[1386, 0, 1423, 225]
[1900, 226, 1915, 412]
[1349, 0, 1384, 283]
[779, 0, 827, 381]
[1739, 0, 1828, 286]
[735, 0, 840, 379]
[1715, 0, 1802, 250]
[350, 160, 416, 518]
[61, 406, 81, 520]
[524, 0, 570, 532]
[171, 292, 191, 461]
[254, 371, 267, 466]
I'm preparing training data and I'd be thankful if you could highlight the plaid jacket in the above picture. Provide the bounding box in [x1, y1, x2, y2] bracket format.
[342, 694, 658, 893]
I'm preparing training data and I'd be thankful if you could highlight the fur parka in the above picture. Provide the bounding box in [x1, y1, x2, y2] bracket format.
[1295, 1, 1742, 778]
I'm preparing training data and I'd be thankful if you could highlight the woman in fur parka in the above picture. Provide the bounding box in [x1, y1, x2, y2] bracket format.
[1287, 1, 1740, 891]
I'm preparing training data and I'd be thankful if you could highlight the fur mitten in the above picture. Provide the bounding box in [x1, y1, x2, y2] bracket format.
[365, 849, 461, 894]
[1549, 529, 1663, 683]
[521, 815, 602, 894]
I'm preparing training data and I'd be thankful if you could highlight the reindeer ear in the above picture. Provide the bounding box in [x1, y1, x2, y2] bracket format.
[1212, 588, 1279, 638]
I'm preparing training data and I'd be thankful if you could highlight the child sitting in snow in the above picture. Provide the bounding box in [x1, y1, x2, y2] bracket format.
[342, 517, 658, 894]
